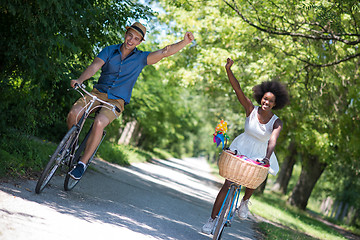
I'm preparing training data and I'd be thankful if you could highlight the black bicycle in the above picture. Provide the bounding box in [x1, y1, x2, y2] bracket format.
[35, 84, 120, 194]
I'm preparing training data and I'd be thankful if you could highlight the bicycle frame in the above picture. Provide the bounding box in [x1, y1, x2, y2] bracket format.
[224, 183, 241, 224]
[67, 84, 121, 163]
[219, 184, 241, 225]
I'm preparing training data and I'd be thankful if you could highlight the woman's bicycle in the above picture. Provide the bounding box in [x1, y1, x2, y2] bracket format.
[35, 84, 120, 194]
[211, 150, 269, 240]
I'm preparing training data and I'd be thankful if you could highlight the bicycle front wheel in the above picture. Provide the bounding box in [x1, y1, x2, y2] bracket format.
[35, 126, 78, 194]
[213, 185, 236, 240]
[64, 128, 105, 191]
[63, 133, 88, 191]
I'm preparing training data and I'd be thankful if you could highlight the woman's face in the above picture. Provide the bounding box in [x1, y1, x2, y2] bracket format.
[261, 92, 276, 111]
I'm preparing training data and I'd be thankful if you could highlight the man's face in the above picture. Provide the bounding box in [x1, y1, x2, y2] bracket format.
[124, 29, 143, 50]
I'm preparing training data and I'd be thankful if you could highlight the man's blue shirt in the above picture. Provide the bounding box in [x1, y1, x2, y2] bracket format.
[94, 43, 150, 104]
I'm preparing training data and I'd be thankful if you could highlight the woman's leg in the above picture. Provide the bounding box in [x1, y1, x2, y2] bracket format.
[243, 187, 255, 200]
[210, 179, 232, 219]
[238, 187, 255, 219]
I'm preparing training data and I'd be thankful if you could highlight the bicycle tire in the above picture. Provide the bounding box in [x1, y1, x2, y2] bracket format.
[212, 185, 236, 240]
[35, 126, 78, 194]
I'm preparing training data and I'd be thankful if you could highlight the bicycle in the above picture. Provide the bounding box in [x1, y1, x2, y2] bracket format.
[211, 150, 269, 240]
[35, 84, 121, 194]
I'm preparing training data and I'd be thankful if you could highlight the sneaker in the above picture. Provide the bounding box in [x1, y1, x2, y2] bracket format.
[237, 199, 251, 220]
[201, 216, 217, 235]
[69, 162, 86, 180]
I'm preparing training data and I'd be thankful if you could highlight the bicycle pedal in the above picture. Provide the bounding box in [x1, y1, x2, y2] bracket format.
[225, 222, 231, 227]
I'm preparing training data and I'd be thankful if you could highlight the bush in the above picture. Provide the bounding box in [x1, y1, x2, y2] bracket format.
[0, 132, 55, 178]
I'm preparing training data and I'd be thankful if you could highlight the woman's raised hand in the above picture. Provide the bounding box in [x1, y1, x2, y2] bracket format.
[225, 58, 234, 70]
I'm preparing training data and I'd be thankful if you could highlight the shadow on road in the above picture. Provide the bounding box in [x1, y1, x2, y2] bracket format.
[0, 157, 256, 240]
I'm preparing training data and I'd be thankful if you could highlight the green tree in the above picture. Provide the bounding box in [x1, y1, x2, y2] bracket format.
[155, 0, 360, 212]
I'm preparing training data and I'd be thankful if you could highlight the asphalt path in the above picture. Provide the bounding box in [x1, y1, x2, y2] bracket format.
[0, 156, 259, 240]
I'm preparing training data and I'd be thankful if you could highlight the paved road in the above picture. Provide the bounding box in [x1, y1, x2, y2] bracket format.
[0, 156, 259, 240]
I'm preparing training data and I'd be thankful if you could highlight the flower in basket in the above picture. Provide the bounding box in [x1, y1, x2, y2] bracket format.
[213, 120, 230, 148]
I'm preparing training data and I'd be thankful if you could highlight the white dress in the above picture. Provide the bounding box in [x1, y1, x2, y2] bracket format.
[229, 106, 280, 176]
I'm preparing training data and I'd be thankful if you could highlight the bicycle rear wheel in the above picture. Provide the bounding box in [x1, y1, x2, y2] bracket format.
[213, 185, 236, 240]
[35, 126, 78, 194]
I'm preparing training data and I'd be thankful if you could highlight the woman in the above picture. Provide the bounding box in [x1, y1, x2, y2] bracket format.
[202, 58, 289, 234]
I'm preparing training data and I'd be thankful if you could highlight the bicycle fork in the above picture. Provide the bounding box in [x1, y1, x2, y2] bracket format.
[219, 185, 242, 227]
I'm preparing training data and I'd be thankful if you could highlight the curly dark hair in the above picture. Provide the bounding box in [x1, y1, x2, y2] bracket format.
[252, 81, 289, 110]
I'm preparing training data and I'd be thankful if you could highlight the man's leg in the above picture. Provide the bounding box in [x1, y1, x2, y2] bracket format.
[79, 113, 110, 165]
[69, 113, 110, 180]
[67, 104, 85, 129]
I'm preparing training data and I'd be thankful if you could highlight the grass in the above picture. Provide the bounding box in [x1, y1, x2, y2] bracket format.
[0, 133, 56, 178]
[257, 221, 318, 240]
[251, 191, 348, 240]
[97, 141, 173, 165]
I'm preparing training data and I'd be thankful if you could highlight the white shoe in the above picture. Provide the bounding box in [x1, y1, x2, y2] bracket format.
[237, 199, 250, 220]
[201, 217, 217, 235]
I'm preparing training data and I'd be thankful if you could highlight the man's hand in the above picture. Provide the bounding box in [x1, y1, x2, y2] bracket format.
[70, 79, 82, 88]
[184, 31, 195, 44]
[225, 58, 234, 70]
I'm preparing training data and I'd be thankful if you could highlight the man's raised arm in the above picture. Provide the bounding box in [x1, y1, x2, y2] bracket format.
[147, 31, 194, 65]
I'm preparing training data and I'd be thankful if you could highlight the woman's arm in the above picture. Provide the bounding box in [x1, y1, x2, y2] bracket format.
[225, 58, 254, 116]
[147, 32, 194, 65]
[263, 118, 283, 165]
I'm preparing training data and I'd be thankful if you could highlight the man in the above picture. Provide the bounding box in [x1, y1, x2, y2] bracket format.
[67, 22, 195, 180]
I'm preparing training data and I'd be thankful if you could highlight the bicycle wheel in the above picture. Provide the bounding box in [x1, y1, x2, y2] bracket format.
[64, 129, 106, 191]
[213, 185, 236, 240]
[35, 126, 78, 194]
[63, 132, 88, 191]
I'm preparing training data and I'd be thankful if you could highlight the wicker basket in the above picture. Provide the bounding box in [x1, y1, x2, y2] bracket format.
[218, 151, 269, 189]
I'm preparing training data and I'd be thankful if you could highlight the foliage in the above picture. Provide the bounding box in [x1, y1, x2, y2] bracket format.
[155, 0, 360, 212]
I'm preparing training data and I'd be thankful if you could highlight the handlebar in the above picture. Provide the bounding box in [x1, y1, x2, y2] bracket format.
[73, 83, 121, 114]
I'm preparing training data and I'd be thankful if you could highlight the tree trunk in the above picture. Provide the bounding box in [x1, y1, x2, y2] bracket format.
[272, 141, 297, 194]
[287, 154, 327, 210]
[350, 208, 359, 226]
